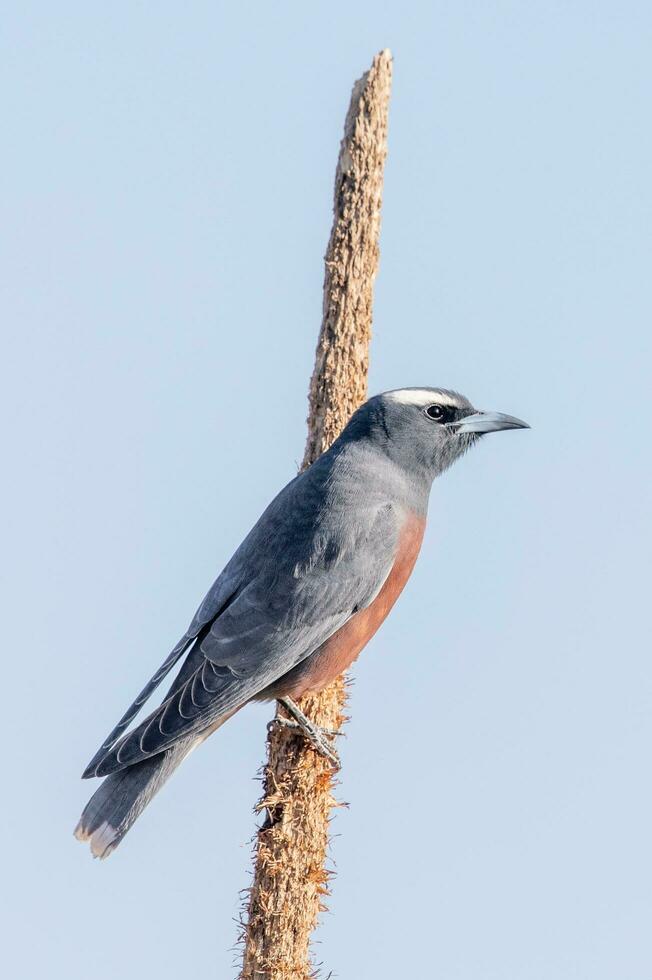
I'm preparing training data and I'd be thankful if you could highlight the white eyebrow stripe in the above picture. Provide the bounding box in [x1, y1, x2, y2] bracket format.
[386, 388, 460, 408]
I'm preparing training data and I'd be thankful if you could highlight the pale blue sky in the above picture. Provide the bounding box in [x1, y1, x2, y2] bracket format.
[2, 3, 651, 978]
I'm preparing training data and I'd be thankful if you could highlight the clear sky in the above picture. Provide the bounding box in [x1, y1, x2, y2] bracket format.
[3, 3, 651, 978]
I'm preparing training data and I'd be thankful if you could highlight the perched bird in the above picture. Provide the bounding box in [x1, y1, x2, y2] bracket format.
[75, 387, 528, 857]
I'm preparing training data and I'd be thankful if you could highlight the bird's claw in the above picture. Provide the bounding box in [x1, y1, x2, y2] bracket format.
[268, 697, 342, 770]
[268, 717, 341, 739]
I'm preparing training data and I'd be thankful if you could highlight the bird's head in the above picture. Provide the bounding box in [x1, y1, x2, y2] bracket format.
[343, 387, 529, 481]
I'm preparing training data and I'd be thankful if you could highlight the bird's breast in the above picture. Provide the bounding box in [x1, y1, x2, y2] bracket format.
[278, 511, 426, 698]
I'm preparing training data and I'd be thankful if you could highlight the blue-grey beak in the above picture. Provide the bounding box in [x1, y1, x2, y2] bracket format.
[451, 411, 530, 434]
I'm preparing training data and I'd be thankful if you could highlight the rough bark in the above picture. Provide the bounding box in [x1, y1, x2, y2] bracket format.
[240, 50, 392, 980]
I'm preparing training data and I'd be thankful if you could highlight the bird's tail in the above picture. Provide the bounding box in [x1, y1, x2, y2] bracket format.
[74, 734, 199, 858]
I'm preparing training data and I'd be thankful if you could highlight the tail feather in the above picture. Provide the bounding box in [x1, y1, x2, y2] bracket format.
[75, 707, 237, 857]
[74, 735, 199, 858]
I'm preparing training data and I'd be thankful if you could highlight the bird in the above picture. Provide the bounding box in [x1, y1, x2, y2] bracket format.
[75, 387, 528, 858]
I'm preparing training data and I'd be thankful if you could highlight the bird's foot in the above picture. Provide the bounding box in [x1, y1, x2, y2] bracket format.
[267, 697, 342, 770]
[270, 717, 341, 738]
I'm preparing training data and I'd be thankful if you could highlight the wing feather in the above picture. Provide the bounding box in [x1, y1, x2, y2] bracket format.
[87, 450, 402, 777]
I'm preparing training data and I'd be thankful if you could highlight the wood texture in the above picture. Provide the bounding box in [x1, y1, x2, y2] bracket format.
[240, 49, 393, 980]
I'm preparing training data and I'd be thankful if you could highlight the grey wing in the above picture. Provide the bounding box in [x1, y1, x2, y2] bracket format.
[87, 500, 400, 777]
[81, 566, 242, 777]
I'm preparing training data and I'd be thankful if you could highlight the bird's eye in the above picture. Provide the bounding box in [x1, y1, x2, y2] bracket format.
[425, 404, 447, 422]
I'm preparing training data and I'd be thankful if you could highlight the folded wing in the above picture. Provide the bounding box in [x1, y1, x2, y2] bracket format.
[85, 461, 400, 778]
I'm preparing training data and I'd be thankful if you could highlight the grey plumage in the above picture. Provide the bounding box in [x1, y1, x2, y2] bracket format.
[75, 388, 528, 857]
[75, 739, 199, 858]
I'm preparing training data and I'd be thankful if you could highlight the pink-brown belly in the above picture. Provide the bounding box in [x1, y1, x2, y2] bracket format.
[276, 512, 425, 699]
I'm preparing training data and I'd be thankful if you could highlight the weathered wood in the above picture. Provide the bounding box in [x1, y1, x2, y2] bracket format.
[240, 49, 392, 980]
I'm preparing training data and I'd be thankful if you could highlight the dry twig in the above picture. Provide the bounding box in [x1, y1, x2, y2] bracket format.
[240, 49, 393, 980]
